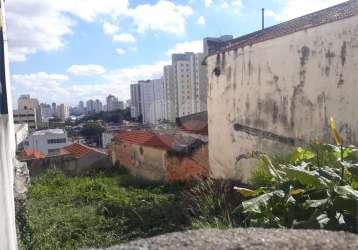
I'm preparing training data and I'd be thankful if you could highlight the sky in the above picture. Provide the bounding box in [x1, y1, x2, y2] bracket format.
[6, 0, 347, 107]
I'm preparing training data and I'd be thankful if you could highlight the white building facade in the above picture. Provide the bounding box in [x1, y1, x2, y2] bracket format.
[24, 129, 69, 154]
[130, 84, 142, 119]
[139, 79, 165, 124]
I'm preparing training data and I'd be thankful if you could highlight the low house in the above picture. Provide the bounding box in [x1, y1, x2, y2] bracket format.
[19, 143, 112, 176]
[110, 130, 208, 182]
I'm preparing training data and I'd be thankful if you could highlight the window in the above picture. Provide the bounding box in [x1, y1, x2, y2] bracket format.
[24, 141, 29, 146]
[48, 138, 66, 144]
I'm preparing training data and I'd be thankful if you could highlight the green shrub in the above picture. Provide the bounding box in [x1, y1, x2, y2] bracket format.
[234, 119, 358, 233]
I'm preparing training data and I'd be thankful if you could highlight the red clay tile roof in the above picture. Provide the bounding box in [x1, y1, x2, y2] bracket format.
[215, 0, 358, 54]
[63, 143, 92, 158]
[115, 131, 174, 150]
[20, 149, 45, 160]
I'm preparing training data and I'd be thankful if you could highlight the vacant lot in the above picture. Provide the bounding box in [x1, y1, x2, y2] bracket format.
[22, 168, 188, 249]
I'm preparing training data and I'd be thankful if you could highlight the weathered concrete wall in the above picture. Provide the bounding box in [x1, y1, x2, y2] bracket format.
[27, 152, 111, 177]
[207, 15, 358, 181]
[165, 144, 209, 182]
[111, 142, 166, 181]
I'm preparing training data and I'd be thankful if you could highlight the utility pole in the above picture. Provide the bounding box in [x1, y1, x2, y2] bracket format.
[0, 0, 18, 248]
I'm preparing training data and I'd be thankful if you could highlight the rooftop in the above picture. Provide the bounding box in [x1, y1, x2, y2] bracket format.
[212, 0, 358, 54]
[62, 143, 93, 158]
[32, 129, 65, 136]
[115, 131, 173, 150]
[19, 149, 45, 160]
[114, 130, 207, 154]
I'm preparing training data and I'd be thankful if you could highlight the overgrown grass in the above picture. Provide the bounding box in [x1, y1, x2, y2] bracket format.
[23, 168, 188, 249]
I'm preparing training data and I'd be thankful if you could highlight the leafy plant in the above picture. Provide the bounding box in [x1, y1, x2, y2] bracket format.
[234, 118, 358, 233]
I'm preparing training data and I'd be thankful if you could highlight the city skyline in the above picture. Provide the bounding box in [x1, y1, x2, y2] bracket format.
[7, 0, 346, 106]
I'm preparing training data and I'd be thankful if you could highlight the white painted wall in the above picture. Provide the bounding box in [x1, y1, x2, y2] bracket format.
[207, 14, 358, 181]
[0, 0, 18, 248]
[24, 129, 69, 154]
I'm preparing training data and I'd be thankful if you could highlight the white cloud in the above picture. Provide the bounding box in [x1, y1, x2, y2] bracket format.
[6, 0, 74, 62]
[7, 0, 192, 62]
[12, 61, 169, 105]
[197, 16, 206, 25]
[205, 0, 213, 8]
[12, 72, 71, 104]
[116, 48, 126, 55]
[220, 1, 229, 10]
[166, 40, 203, 55]
[129, 47, 137, 51]
[67, 65, 106, 76]
[113, 33, 136, 43]
[129, 0, 193, 34]
[267, 0, 346, 21]
[56, 0, 129, 22]
[232, 0, 243, 7]
[103, 22, 119, 35]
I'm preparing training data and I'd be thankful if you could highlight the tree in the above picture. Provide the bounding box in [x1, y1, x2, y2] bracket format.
[80, 122, 105, 146]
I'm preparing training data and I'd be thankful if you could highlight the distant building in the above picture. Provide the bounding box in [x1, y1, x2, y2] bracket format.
[52, 102, 57, 116]
[125, 99, 131, 109]
[86, 99, 95, 114]
[56, 104, 69, 121]
[14, 95, 42, 129]
[94, 99, 103, 113]
[78, 101, 85, 114]
[163, 65, 176, 122]
[23, 129, 69, 154]
[139, 79, 165, 124]
[130, 84, 142, 119]
[40, 103, 52, 123]
[172, 52, 207, 118]
[13, 109, 37, 130]
[106, 95, 122, 112]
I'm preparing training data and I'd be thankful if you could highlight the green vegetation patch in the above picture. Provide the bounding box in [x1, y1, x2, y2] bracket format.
[24, 169, 188, 249]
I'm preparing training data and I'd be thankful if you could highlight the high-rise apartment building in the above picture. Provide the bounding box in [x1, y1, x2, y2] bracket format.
[78, 101, 85, 114]
[130, 84, 142, 119]
[139, 79, 165, 124]
[163, 65, 176, 122]
[106, 95, 122, 112]
[161, 36, 232, 122]
[40, 103, 52, 122]
[52, 102, 57, 116]
[56, 104, 69, 121]
[170, 52, 208, 119]
[86, 99, 95, 114]
[94, 99, 103, 113]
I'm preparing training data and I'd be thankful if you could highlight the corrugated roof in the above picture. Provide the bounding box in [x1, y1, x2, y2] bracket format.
[63, 143, 92, 158]
[115, 131, 173, 150]
[214, 0, 358, 54]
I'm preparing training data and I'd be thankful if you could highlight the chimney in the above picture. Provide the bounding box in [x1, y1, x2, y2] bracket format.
[262, 8, 265, 30]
